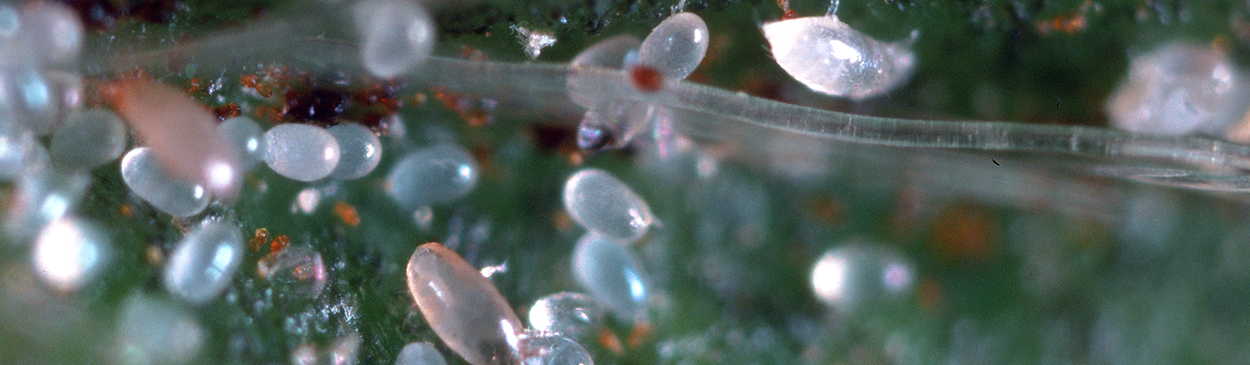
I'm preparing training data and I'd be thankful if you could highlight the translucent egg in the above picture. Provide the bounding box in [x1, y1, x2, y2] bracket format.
[528, 292, 605, 339]
[163, 221, 245, 306]
[0, 67, 82, 135]
[115, 293, 204, 365]
[120, 147, 211, 218]
[217, 116, 265, 171]
[516, 331, 595, 365]
[571, 233, 649, 321]
[762, 16, 916, 100]
[3, 167, 89, 240]
[810, 242, 915, 315]
[17, 2, 82, 66]
[263, 123, 342, 182]
[0, 122, 49, 181]
[406, 242, 524, 365]
[386, 143, 479, 210]
[31, 217, 110, 292]
[0, 5, 17, 39]
[562, 168, 655, 243]
[639, 12, 709, 80]
[49, 108, 127, 171]
[353, 0, 435, 78]
[327, 122, 382, 179]
[395, 342, 447, 365]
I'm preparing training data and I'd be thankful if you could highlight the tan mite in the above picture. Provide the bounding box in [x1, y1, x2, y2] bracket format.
[406, 242, 523, 365]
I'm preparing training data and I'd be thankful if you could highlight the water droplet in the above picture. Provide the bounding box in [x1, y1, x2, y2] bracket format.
[217, 116, 266, 171]
[516, 331, 595, 365]
[115, 293, 204, 365]
[395, 342, 447, 365]
[386, 143, 478, 210]
[811, 242, 915, 315]
[571, 233, 649, 321]
[406, 242, 523, 365]
[258, 244, 329, 297]
[31, 217, 110, 292]
[762, 16, 916, 100]
[327, 122, 382, 180]
[354, 0, 435, 78]
[163, 221, 245, 306]
[263, 123, 342, 182]
[120, 147, 211, 217]
[528, 292, 605, 339]
[639, 12, 709, 80]
[562, 168, 655, 243]
[49, 108, 127, 171]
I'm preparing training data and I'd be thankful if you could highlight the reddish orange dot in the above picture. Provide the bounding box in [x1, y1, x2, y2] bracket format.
[598, 328, 624, 355]
[334, 201, 361, 227]
[629, 65, 664, 92]
[270, 235, 290, 253]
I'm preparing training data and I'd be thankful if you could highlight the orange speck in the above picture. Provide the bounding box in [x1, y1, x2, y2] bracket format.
[119, 204, 133, 217]
[931, 204, 999, 262]
[187, 77, 204, 93]
[145, 245, 164, 265]
[627, 321, 653, 348]
[270, 235, 290, 253]
[240, 74, 274, 98]
[810, 195, 843, 226]
[213, 103, 241, 121]
[250, 228, 270, 252]
[552, 210, 573, 232]
[628, 65, 664, 92]
[598, 328, 625, 355]
[775, 0, 795, 19]
[1035, 13, 1087, 34]
[916, 279, 944, 311]
[334, 201, 361, 227]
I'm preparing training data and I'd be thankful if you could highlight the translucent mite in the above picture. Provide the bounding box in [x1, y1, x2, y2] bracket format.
[762, 15, 916, 100]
